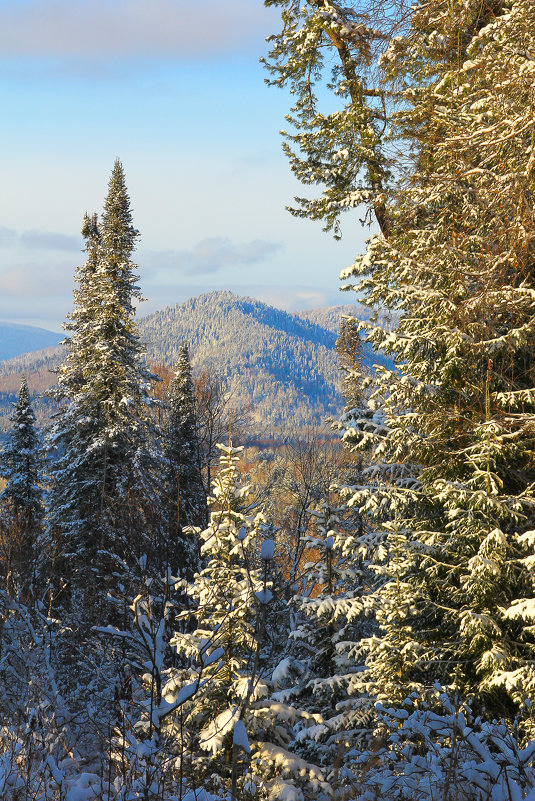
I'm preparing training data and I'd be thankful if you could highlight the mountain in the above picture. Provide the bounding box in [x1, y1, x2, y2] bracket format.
[138, 291, 343, 431]
[0, 322, 62, 361]
[0, 291, 389, 436]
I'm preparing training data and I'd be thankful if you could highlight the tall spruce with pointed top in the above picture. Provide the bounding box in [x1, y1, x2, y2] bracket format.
[164, 343, 205, 578]
[0, 376, 44, 596]
[47, 160, 163, 613]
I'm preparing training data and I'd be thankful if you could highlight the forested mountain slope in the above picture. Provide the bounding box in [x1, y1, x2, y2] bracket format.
[297, 303, 398, 334]
[138, 291, 343, 430]
[0, 291, 387, 435]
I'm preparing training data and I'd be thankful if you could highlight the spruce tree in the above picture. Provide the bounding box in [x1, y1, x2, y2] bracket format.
[0, 376, 44, 597]
[47, 160, 163, 614]
[170, 443, 266, 793]
[266, 0, 535, 721]
[168, 443, 329, 799]
[340, 0, 535, 717]
[164, 343, 205, 578]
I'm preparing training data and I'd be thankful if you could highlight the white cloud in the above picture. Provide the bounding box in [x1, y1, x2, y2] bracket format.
[0, 0, 278, 61]
[0, 227, 82, 251]
[0, 261, 74, 298]
[144, 237, 284, 275]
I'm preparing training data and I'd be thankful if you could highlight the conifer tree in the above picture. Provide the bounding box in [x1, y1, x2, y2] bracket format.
[267, 0, 535, 720]
[164, 343, 205, 578]
[339, 0, 535, 716]
[0, 376, 44, 597]
[263, 0, 404, 237]
[169, 443, 267, 793]
[168, 443, 329, 799]
[336, 316, 364, 414]
[47, 160, 163, 614]
[271, 500, 373, 787]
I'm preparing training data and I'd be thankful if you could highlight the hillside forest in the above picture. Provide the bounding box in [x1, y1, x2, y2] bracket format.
[2, 1, 535, 799]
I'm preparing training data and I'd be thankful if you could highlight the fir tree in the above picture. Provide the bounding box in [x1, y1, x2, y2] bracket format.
[164, 343, 205, 578]
[46, 160, 163, 615]
[0, 376, 44, 597]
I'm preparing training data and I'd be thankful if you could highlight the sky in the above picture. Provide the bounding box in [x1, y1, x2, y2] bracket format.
[0, 0, 369, 332]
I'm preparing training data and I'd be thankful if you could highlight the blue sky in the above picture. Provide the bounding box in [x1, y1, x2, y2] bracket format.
[0, 0, 368, 331]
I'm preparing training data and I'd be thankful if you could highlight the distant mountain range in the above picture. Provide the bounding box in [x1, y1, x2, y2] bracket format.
[0, 291, 389, 436]
[0, 322, 62, 361]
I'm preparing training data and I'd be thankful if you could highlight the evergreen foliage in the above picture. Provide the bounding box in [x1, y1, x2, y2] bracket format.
[273, 500, 373, 784]
[0, 294, 389, 437]
[169, 443, 269, 793]
[339, 0, 535, 717]
[164, 343, 205, 577]
[262, 0, 409, 238]
[46, 160, 163, 613]
[0, 376, 44, 597]
[4, 2, 535, 798]
[336, 316, 364, 412]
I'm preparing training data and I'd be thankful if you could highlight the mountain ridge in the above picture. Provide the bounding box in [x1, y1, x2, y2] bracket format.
[0, 321, 62, 362]
[0, 291, 380, 435]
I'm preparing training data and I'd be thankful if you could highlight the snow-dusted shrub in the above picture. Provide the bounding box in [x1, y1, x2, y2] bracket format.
[349, 689, 535, 801]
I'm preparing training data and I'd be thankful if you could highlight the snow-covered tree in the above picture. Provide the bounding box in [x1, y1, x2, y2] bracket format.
[263, 0, 408, 238]
[46, 160, 163, 616]
[266, 0, 535, 726]
[339, 0, 535, 718]
[165, 444, 328, 799]
[168, 443, 265, 791]
[268, 498, 374, 794]
[164, 343, 205, 578]
[350, 688, 535, 801]
[335, 316, 364, 414]
[0, 376, 44, 598]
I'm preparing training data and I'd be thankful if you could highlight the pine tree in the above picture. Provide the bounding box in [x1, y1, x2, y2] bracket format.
[47, 160, 163, 614]
[0, 376, 44, 597]
[164, 343, 205, 578]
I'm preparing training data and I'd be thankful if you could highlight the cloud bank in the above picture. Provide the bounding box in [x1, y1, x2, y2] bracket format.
[0, 0, 277, 61]
[0, 227, 81, 251]
[145, 237, 284, 275]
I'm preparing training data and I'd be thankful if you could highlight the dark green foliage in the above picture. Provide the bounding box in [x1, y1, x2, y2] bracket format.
[164, 343, 205, 577]
[46, 160, 164, 615]
[0, 376, 44, 597]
